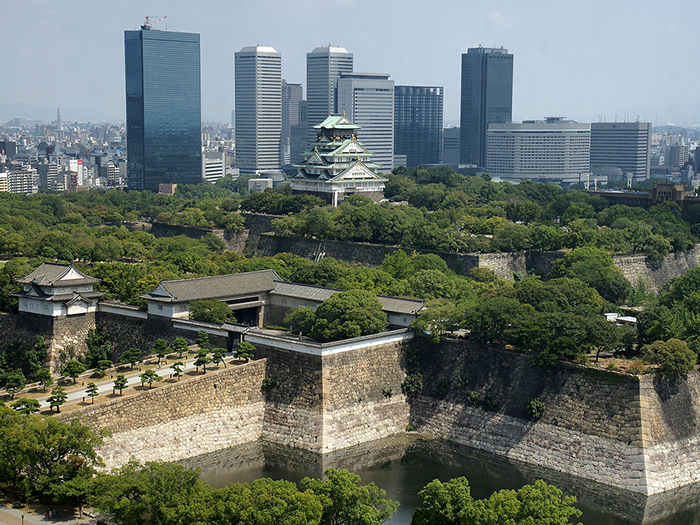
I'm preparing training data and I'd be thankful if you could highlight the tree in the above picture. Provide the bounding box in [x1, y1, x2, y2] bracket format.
[10, 397, 40, 415]
[120, 348, 142, 370]
[62, 360, 86, 384]
[113, 375, 128, 396]
[34, 368, 53, 392]
[308, 290, 388, 343]
[190, 299, 237, 325]
[5, 371, 26, 400]
[236, 341, 255, 363]
[173, 336, 189, 357]
[96, 359, 113, 377]
[642, 339, 697, 378]
[86, 382, 99, 403]
[91, 461, 216, 525]
[196, 330, 210, 349]
[212, 348, 227, 368]
[51, 468, 94, 519]
[151, 338, 170, 366]
[171, 361, 184, 381]
[194, 350, 212, 373]
[140, 369, 162, 389]
[47, 386, 68, 412]
[411, 477, 581, 525]
[301, 468, 399, 525]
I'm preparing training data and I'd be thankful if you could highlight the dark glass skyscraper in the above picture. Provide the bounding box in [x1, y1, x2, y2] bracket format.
[125, 27, 201, 191]
[460, 47, 513, 167]
[394, 85, 444, 167]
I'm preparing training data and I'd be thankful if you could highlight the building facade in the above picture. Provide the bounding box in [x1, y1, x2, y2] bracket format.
[460, 47, 513, 167]
[486, 118, 591, 184]
[290, 114, 387, 206]
[235, 46, 282, 174]
[306, 46, 353, 148]
[124, 27, 202, 191]
[337, 73, 395, 171]
[281, 80, 303, 166]
[590, 122, 651, 183]
[394, 86, 444, 167]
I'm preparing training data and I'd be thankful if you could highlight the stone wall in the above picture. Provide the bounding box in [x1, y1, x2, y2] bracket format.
[97, 312, 184, 360]
[409, 338, 700, 495]
[613, 245, 700, 293]
[59, 360, 267, 468]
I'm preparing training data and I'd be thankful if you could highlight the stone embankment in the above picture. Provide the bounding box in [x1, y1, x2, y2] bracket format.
[411, 338, 700, 495]
[59, 360, 267, 468]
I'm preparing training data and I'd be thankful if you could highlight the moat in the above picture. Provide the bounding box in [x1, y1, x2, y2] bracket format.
[179, 434, 700, 525]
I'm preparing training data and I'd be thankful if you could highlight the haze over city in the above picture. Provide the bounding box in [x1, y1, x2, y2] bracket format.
[4, 0, 700, 125]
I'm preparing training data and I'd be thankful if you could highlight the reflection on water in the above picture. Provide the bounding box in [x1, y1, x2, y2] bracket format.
[178, 435, 700, 525]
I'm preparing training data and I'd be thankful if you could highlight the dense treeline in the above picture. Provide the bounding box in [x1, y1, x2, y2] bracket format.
[272, 167, 699, 259]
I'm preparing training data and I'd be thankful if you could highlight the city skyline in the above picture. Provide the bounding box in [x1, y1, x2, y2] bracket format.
[4, 0, 700, 126]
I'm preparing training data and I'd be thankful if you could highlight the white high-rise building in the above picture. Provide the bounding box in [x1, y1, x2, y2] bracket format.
[235, 46, 282, 174]
[590, 122, 651, 183]
[486, 118, 591, 184]
[306, 45, 353, 147]
[337, 73, 395, 171]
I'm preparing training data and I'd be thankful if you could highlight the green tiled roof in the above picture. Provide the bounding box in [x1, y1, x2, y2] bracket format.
[314, 113, 360, 130]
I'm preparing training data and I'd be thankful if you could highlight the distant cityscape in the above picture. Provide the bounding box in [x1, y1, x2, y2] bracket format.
[2, 20, 700, 197]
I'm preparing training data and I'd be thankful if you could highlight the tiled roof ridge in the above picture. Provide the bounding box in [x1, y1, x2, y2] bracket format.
[159, 268, 281, 285]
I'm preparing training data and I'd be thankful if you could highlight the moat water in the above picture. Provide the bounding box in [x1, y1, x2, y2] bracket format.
[179, 434, 700, 525]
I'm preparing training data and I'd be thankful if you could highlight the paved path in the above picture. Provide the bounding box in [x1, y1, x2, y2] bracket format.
[37, 352, 234, 409]
[0, 506, 96, 525]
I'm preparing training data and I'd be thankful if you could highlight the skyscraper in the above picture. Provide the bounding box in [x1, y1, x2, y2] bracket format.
[590, 122, 651, 183]
[124, 26, 201, 191]
[337, 73, 394, 171]
[235, 46, 282, 174]
[394, 85, 444, 167]
[460, 47, 513, 167]
[281, 80, 303, 165]
[306, 46, 353, 146]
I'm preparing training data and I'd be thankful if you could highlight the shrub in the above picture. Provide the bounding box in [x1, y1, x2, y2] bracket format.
[382, 388, 393, 398]
[467, 391, 480, 407]
[482, 395, 500, 412]
[261, 377, 277, 393]
[435, 378, 450, 399]
[402, 373, 424, 398]
[526, 398, 546, 420]
[642, 338, 697, 378]
[627, 360, 647, 375]
[606, 362, 619, 371]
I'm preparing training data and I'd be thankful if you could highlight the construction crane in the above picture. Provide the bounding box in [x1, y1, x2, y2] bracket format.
[141, 16, 167, 30]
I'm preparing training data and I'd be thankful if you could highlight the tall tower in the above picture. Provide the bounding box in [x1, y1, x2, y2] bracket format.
[460, 46, 513, 167]
[394, 86, 444, 167]
[306, 45, 353, 147]
[235, 46, 282, 174]
[337, 73, 395, 171]
[590, 122, 651, 183]
[124, 25, 202, 191]
[281, 80, 303, 166]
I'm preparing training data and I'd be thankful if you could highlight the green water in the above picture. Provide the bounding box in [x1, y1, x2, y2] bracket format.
[180, 435, 700, 525]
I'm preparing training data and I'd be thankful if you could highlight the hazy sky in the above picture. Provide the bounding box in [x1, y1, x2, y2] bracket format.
[4, 0, 700, 126]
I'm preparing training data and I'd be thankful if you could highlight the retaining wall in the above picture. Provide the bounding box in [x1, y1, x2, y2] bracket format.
[59, 359, 267, 468]
[410, 338, 700, 495]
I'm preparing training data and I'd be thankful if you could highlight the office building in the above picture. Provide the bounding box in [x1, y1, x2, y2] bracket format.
[337, 73, 394, 171]
[291, 114, 387, 206]
[235, 45, 282, 174]
[666, 143, 690, 168]
[290, 100, 308, 166]
[124, 25, 202, 191]
[394, 86, 443, 167]
[281, 80, 303, 165]
[202, 150, 226, 184]
[443, 127, 460, 167]
[486, 118, 590, 184]
[590, 122, 651, 183]
[460, 46, 513, 167]
[306, 45, 353, 146]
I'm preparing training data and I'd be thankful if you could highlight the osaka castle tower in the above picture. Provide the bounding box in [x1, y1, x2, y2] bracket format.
[290, 113, 387, 206]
